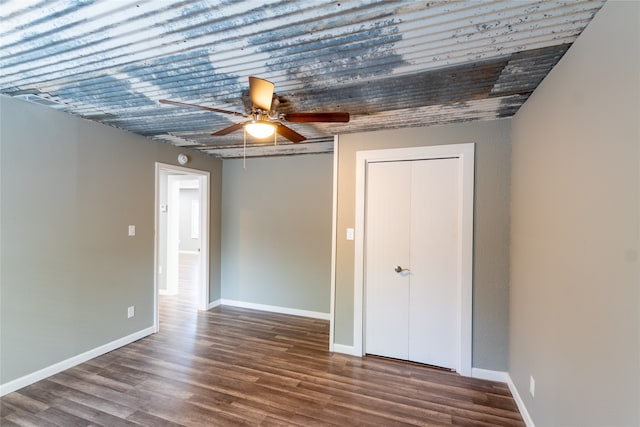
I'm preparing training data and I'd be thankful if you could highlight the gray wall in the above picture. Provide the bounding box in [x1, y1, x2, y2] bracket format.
[510, 2, 639, 425]
[221, 155, 333, 313]
[336, 120, 512, 370]
[0, 95, 222, 384]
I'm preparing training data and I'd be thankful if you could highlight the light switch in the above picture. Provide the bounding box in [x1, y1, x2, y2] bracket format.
[128, 225, 136, 236]
[346, 228, 355, 241]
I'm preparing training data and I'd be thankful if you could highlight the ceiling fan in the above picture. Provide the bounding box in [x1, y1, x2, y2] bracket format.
[159, 76, 350, 143]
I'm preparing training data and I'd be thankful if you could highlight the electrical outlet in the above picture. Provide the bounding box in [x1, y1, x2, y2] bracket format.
[529, 376, 535, 397]
[127, 306, 135, 318]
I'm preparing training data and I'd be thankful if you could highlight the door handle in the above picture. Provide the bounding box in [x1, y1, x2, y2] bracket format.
[394, 265, 410, 273]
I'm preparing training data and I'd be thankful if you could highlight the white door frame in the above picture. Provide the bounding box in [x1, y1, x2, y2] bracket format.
[353, 143, 474, 376]
[165, 175, 182, 296]
[154, 162, 210, 332]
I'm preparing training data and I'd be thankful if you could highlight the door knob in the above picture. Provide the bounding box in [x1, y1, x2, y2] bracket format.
[394, 265, 410, 273]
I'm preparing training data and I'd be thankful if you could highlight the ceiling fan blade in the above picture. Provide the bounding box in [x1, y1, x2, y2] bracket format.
[249, 76, 274, 111]
[159, 99, 245, 117]
[276, 123, 306, 143]
[211, 122, 245, 136]
[283, 112, 350, 123]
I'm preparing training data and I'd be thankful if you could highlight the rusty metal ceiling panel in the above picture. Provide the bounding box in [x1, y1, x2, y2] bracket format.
[0, 0, 606, 158]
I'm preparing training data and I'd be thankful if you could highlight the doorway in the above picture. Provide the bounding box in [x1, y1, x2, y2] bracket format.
[154, 163, 210, 332]
[353, 143, 475, 376]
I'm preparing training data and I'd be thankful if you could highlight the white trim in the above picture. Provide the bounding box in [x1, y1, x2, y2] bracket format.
[353, 143, 475, 376]
[506, 374, 536, 427]
[154, 165, 160, 331]
[0, 326, 154, 397]
[332, 343, 361, 357]
[220, 299, 330, 320]
[190, 199, 200, 239]
[199, 172, 210, 312]
[471, 368, 510, 383]
[208, 299, 222, 310]
[166, 175, 181, 296]
[329, 135, 339, 352]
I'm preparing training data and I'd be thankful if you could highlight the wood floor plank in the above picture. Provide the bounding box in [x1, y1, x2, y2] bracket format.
[4, 407, 62, 427]
[1, 253, 524, 426]
[42, 374, 139, 419]
[44, 397, 140, 427]
[0, 391, 50, 415]
[126, 410, 187, 427]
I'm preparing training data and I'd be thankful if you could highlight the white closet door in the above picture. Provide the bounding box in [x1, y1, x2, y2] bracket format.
[365, 158, 460, 369]
[364, 161, 411, 360]
[409, 158, 459, 369]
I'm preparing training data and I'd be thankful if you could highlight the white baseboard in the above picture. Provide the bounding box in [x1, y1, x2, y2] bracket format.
[219, 299, 330, 320]
[471, 367, 509, 383]
[506, 374, 535, 427]
[207, 299, 221, 310]
[332, 343, 361, 357]
[0, 326, 155, 397]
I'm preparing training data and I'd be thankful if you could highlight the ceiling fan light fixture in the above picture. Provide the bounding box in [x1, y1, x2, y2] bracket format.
[245, 120, 275, 139]
[161, 76, 347, 143]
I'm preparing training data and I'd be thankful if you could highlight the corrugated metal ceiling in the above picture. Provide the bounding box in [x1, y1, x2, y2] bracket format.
[1, 0, 606, 158]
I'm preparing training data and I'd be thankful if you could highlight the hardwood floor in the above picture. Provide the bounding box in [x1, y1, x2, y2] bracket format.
[1, 254, 524, 426]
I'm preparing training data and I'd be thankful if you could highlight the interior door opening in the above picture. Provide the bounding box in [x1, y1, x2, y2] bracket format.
[154, 163, 210, 332]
